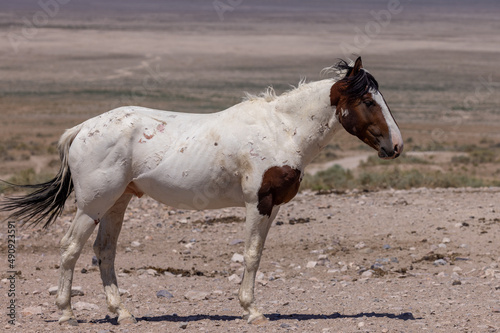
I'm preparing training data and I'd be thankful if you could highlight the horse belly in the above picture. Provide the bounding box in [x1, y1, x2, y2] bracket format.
[132, 158, 245, 210]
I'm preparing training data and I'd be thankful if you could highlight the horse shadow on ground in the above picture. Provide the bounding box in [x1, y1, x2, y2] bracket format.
[79, 311, 418, 325]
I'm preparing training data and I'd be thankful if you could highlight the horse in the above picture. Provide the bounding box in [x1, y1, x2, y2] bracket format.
[1, 57, 403, 325]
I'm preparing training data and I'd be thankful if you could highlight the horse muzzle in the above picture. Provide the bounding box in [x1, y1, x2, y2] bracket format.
[378, 141, 403, 160]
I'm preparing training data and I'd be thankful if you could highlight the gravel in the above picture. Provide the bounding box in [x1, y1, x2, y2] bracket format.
[1, 187, 500, 332]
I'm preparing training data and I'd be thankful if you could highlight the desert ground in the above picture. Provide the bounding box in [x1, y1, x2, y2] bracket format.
[1, 0, 500, 332]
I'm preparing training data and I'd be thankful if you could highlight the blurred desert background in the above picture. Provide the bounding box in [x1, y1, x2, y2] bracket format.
[0, 0, 499, 190]
[2, 1, 500, 332]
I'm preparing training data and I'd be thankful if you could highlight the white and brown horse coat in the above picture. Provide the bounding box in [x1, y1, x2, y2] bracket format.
[1, 57, 403, 325]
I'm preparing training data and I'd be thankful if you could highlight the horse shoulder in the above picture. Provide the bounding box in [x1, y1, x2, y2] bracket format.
[256, 165, 301, 217]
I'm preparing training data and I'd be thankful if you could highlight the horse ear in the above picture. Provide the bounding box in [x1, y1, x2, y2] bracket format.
[349, 57, 363, 77]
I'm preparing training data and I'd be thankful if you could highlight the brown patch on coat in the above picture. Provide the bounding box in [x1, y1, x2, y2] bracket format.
[257, 166, 301, 217]
[330, 80, 344, 107]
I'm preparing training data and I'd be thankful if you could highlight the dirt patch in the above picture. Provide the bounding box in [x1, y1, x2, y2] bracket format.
[1, 1, 500, 332]
[1, 188, 500, 332]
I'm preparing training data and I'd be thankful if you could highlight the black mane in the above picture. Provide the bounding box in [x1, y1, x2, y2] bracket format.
[333, 59, 379, 103]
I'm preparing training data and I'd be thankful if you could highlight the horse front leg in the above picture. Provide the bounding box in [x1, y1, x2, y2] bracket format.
[93, 194, 135, 324]
[239, 204, 280, 324]
[56, 209, 97, 325]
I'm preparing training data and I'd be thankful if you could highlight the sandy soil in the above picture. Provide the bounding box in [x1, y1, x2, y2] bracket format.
[1, 1, 500, 332]
[1, 188, 500, 332]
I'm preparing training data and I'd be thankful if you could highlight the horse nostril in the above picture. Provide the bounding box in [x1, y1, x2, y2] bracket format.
[380, 147, 388, 156]
[394, 144, 399, 154]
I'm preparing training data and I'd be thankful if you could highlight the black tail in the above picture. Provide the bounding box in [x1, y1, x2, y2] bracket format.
[1, 169, 73, 228]
[0, 124, 81, 228]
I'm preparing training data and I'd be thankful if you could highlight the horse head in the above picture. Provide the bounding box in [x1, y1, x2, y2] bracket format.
[330, 57, 403, 159]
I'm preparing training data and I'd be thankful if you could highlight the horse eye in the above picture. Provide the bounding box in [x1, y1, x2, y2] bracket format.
[363, 100, 374, 107]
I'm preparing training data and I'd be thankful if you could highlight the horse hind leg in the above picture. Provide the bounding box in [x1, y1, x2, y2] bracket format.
[93, 193, 135, 324]
[56, 176, 130, 325]
[56, 209, 97, 325]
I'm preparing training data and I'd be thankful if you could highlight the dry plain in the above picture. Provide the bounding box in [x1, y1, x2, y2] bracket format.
[1, 1, 500, 332]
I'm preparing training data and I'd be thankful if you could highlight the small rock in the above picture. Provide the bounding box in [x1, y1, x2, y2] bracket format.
[179, 322, 188, 329]
[354, 242, 366, 249]
[442, 237, 451, 243]
[483, 268, 498, 278]
[184, 291, 209, 301]
[392, 198, 408, 205]
[73, 301, 99, 311]
[131, 241, 141, 247]
[230, 239, 244, 246]
[71, 286, 84, 296]
[327, 269, 340, 274]
[434, 259, 447, 266]
[48, 286, 58, 295]
[306, 261, 317, 268]
[383, 244, 391, 250]
[147, 269, 158, 276]
[371, 262, 385, 270]
[358, 321, 365, 328]
[156, 290, 174, 299]
[452, 280, 462, 286]
[228, 274, 242, 284]
[119, 288, 130, 296]
[212, 290, 224, 296]
[21, 306, 43, 316]
[361, 270, 373, 278]
[231, 253, 244, 263]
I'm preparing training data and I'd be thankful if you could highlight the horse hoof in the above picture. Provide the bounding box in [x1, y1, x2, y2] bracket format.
[59, 317, 79, 326]
[248, 314, 268, 325]
[118, 315, 137, 324]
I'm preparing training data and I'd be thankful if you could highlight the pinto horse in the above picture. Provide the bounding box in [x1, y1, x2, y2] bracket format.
[1, 57, 403, 325]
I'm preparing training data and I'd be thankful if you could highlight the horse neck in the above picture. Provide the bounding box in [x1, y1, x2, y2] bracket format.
[274, 79, 341, 166]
